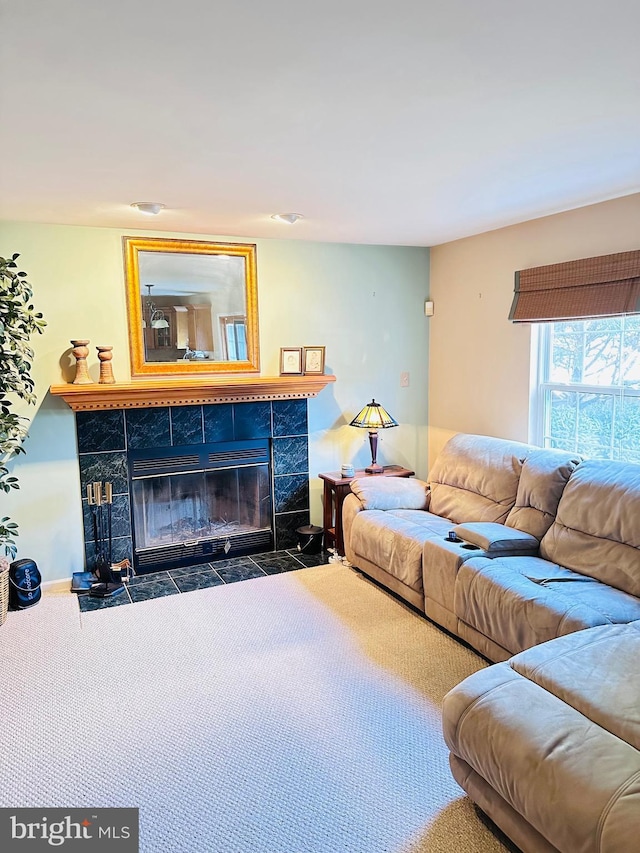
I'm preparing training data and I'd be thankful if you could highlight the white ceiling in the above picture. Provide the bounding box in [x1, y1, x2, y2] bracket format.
[1, 0, 639, 246]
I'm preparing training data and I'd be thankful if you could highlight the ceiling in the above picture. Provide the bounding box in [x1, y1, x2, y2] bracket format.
[1, 0, 639, 246]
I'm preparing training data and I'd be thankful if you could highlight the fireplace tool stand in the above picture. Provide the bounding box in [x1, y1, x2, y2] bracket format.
[86, 481, 127, 598]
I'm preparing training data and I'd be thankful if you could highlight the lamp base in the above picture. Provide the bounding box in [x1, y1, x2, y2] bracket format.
[365, 463, 384, 474]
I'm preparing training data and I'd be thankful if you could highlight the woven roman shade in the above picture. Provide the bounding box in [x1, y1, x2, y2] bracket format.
[509, 250, 640, 323]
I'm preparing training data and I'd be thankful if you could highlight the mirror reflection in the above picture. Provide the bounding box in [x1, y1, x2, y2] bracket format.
[124, 237, 260, 377]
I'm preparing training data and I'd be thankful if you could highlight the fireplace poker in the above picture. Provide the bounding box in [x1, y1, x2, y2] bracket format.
[94, 481, 109, 579]
[105, 481, 113, 568]
[87, 483, 99, 557]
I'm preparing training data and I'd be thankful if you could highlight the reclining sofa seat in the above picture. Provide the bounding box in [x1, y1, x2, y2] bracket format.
[342, 434, 580, 635]
[453, 457, 640, 660]
[443, 621, 640, 853]
[343, 433, 530, 610]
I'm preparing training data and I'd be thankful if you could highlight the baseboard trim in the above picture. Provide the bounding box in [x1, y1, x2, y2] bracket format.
[43, 577, 73, 594]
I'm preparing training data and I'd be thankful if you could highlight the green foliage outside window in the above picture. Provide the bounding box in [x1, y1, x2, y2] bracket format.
[543, 316, 640, 462]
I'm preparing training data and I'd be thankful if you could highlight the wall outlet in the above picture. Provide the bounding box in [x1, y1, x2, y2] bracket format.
[400, 372, 410, 387]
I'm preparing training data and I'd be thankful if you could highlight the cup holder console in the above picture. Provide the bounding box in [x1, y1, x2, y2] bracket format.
[445, 533, 481, 551]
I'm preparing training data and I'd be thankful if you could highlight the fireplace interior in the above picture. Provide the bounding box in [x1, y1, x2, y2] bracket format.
[129, 439, 273, 572]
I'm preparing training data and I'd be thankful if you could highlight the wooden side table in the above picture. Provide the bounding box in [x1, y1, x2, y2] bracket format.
[319, 465, 415, 556]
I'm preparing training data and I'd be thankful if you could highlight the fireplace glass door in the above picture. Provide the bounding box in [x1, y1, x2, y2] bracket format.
[129, 440, 273, 571]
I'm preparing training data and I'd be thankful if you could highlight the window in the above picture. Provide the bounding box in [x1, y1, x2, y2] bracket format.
[533, 316, 640, 461]
[220, 316, 247, 361]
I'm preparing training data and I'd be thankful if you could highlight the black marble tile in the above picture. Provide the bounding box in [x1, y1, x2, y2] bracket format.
[233, 402, 272, 440]
[76, 410, 125, 453]
[203, 404, 234, 443]
[128, 576, 179, 602]
[273, 399, 308, 437]
[78, 588, 131, 611]
[172, 570, 225, 593]
[254, 554, 304, 575]
[274, 474, 309, 513]
[215, 562, 268, 584]
[275, 510, 310, 550]
[82, 494, 131, 544]
[125, 407, 171, 449]
[83, 536, 133, 573]
[273, 436, 309, 476]
[250, 550, 291, 563]
[128, 570, 172, 586]
[170, 405, 204, 446]
[286, 549, 329, 568]
[79, 452, 129, 496]
[168, 563, 214, 578]
[111, 537, 133, 564]
[209, 557, 259, 571]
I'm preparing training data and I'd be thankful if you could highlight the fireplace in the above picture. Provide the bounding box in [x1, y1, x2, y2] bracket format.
[74, 399, 311, 575]
[129, 440, 273, 572]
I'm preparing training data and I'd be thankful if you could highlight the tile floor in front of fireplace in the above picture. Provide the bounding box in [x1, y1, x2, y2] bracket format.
[77, 549, 330, 612]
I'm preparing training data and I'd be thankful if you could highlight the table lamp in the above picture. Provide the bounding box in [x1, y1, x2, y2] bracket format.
[349, 399, 398, 473]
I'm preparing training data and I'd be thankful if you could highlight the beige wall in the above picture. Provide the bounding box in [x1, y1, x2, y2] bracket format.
[428, 193, 640, 468]
[0, 222, 430, 581]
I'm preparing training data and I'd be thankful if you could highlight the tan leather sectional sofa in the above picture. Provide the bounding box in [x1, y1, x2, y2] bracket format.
[342, 433, 640, 853]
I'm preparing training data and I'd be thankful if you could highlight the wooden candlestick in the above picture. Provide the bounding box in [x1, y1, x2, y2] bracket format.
[70, 339, 93, 385]
[97, 345, 115, 384]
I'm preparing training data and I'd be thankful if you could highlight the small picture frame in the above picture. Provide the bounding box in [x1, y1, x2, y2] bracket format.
[280, 347, 303, 375]
[303, 346, 325, 375]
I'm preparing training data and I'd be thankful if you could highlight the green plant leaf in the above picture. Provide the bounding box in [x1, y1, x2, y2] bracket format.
[0, 255, 46, 555]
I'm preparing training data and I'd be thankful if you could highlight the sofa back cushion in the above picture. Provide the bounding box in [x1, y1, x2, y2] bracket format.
[505, 448, 582, 539]
[428, 433, 533, 524]
[541, 459, 640, 596]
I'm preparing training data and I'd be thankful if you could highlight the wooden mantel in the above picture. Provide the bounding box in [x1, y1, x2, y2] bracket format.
[50, 374, 336, 412]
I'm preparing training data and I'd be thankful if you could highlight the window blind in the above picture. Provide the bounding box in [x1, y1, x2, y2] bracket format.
[509, 249, 640, 323]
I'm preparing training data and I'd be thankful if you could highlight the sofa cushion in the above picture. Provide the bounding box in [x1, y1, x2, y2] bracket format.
[443, 623, 640, 853]
[509, 621, 640, 751]
[454, 554, 640, 654]
[541, 458, 640, 597]
[349, 509, 451, 592]
[505, 447, 582, 539]
[349, 477, 430, 511]
[428, 433, 532, 524]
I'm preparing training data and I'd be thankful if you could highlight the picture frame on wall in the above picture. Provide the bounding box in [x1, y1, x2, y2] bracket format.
[303, 346, 325, 375]
[280, 347, 303, 375]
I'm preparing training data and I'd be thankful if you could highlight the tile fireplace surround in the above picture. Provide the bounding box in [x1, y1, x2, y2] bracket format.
[74, 399, 312, 572]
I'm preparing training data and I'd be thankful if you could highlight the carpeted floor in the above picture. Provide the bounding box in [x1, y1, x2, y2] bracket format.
[0, 563, 512, 852]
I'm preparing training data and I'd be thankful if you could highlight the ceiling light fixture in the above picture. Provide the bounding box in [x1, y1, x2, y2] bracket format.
[271, 213, 304, 225]
[143, 284, 170, 330]
[130, 202, 166, 216]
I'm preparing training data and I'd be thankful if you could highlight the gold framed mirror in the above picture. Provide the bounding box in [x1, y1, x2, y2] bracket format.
[123, 236, 260, 377]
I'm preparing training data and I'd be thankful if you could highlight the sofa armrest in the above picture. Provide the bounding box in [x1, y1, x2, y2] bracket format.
[349, 477, 430, 511]
[452, 522, 539, 556]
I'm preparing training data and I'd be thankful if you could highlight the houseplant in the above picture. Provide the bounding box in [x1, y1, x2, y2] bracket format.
[0, 253, 46, 557]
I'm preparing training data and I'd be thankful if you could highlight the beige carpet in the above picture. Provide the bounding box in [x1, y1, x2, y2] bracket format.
[0, 563, 510, 852]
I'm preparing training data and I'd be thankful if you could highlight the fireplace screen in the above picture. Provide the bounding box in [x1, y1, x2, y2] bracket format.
[132, 465, 271, 548]
[129, 440, 273, 570]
